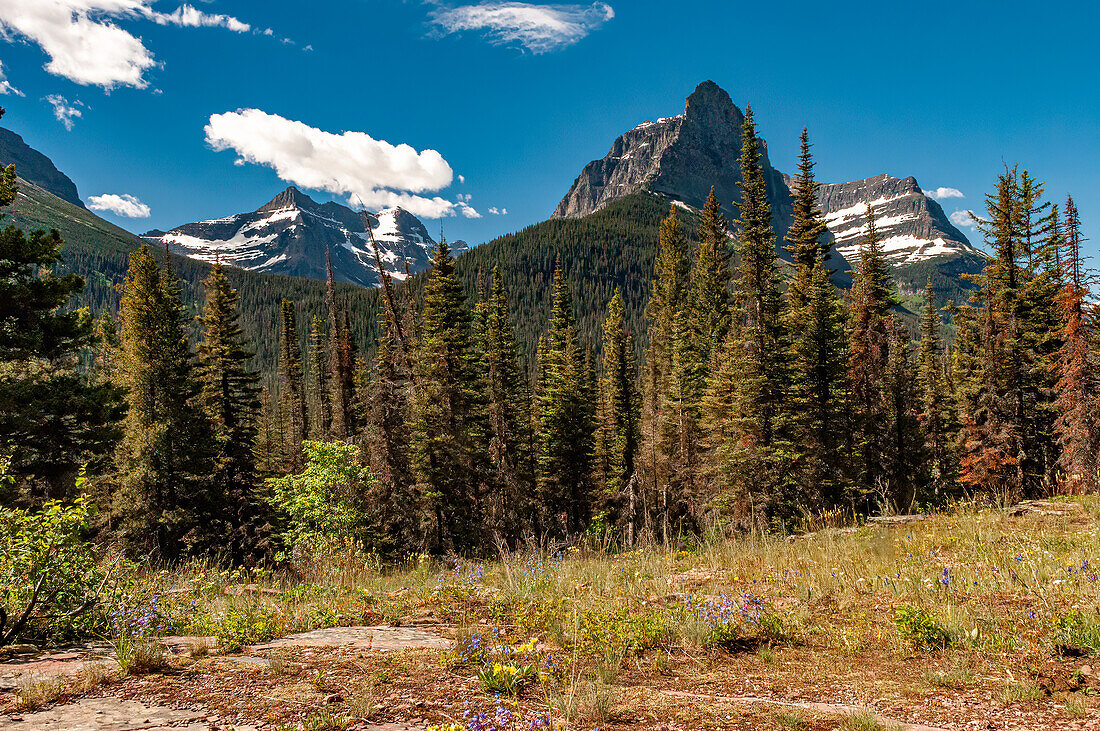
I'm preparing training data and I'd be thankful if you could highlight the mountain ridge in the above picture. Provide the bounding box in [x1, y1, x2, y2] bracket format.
[0, 127, 85, 208]
[144, 187, 466, 288]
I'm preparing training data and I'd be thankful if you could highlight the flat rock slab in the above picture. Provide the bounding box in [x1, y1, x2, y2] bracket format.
[1, 697, 215, 730]
[249, 626, 449, 653]
[0, 645, 117, 692]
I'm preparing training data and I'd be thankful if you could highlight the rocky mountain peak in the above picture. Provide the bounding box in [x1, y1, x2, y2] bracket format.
[552, 80, 794, 234]
[145, 190, 446, 287]
[682, 80, 742, 133]
[260, 186, 319, 212]
[817, 173, 984, 268]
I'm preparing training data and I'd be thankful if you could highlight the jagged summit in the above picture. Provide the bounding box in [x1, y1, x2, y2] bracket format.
[144, 189, 463, 287]
[553, 80, 795, 234]
[259, 186, 318, 211]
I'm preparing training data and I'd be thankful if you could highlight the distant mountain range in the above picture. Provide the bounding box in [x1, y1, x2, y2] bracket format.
[554, 80, 988, 302]
[143, 187, 466, 288]
[0, 77, 997, 373]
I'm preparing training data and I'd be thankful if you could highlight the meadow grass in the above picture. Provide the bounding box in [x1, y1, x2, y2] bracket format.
[102, 495, 1100, 729]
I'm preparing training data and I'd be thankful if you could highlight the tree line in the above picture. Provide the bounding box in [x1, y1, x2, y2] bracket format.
[1, 106, 1095, 559]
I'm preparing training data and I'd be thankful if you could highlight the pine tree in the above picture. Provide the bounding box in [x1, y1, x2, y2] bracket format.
[638, 205, 693, 541]
[410, 238, 484, 552]
[1052, 197, 1098, 493]
[114, 245, 216, 558]
[783, 130, 847, 510]
[916, 283, 957, 499]
[787, 252, 848, 509]
[277, 300, 307, 472]
[0, 139, 122, 504]
[536, 260, 594, 536]
[847, 206, 900, 508]
[702, 105, 792, 521]
[474, 267, 534, 544]
[307, 316, 331, 439]
[196, 262, 265, 558]
[326, 253, 356, 440]
[594, 290, 640, 534]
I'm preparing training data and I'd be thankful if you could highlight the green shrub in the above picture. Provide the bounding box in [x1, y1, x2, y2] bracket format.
[266, 441, 376, 557]
[216, 603, 286, 653]
[0, 495, 105, 646]
[895, 604, 954, 650]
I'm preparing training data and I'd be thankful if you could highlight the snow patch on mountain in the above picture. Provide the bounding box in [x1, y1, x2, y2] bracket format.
[817, 174, 986, 267]
[145, 187, 461, 287]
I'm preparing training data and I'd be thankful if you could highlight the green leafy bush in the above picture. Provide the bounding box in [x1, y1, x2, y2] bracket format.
[265, 441, 376, 557]
[0, 495, 105, 646]
[895, 604, 954, 650]
[217, 603, 287, 653]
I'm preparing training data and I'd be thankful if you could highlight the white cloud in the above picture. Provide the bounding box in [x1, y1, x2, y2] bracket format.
[145, 4, 252, 33]
[0, 61, 21, 95]
[458, 174, 465, 184]
[488, 206, 508, 215]
[950, 209, 982, 230]
[924, 187, 965, 200]
[87, 192, 151, 217]
[46, 94, 82, 129]
[430, 2, 614, 53]
[204, 108, 478, 219]
[0, 0, 265, 89]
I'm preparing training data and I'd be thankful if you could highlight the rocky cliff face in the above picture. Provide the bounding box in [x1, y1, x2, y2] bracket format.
[553, 80, 794, 235]
[0, 127, 84, 208]
[816, 174, 985, 267]
[144, 187, 463, 287]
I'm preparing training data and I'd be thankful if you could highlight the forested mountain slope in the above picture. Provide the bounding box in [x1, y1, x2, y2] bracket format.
[5, 176, 384, 373]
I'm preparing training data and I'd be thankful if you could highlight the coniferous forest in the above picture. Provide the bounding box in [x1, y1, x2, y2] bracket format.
[2, 108, 1097, 562]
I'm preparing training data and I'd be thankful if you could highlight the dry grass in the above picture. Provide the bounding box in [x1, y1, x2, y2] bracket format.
[16, 674, 67, 711]
[73, 496, 1100, 729]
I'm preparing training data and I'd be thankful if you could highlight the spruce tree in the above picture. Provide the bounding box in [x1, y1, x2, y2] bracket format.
[703, 105, 792, 521]
[307, 316, 331, 439]
[882, 315, 924, 511]
[0, 135, 122, 504]
[277, 300, 307, 472]
[639, 205, 692, 541]
[847, 207, 900, 508]
[784, 128, 832, 301]
[787, 252, 848, 509]
[410, 238, 484, 552]
[916, 283, 957, 499]
[594, 289, 640, 534]
[474, 267, 533, 543]
[783, 130, 847, 509]
[196, 262, 264, 557]
[360, 264, 418, 552]
[326, 253, 356, 440]
[959, 168, 1056, 499]
[1052, 197, 1097, 493]
[536, 261, 594, 536]
[114, 245, 216, 558]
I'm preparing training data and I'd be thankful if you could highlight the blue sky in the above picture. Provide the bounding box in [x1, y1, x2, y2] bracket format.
[0, 0, 1097, 254]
